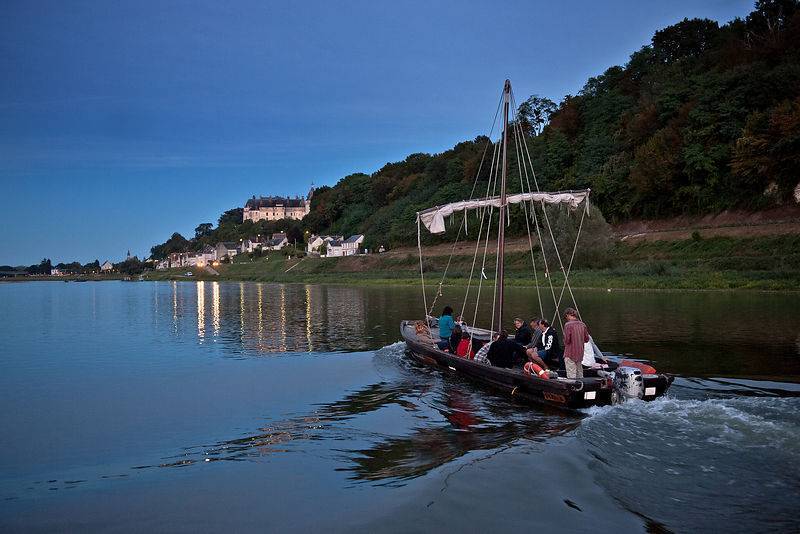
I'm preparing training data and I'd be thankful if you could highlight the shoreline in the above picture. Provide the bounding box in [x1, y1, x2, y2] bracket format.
[7, 272, 797, 294]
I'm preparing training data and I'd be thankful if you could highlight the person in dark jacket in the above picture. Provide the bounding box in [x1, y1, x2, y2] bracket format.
[449, 325, 462, 353]
[513, 318, 533, 346]
[534, 319, 562, 368]
[487, 331, 528, 368]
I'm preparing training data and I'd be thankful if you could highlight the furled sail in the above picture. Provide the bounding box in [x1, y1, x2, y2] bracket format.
[417, 190, 590, 234]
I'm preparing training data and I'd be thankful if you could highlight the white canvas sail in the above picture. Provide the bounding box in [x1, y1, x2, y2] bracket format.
[417, 190, 589, 234]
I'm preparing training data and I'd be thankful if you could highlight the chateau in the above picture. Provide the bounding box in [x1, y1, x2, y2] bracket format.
[242, 187, 314, 223]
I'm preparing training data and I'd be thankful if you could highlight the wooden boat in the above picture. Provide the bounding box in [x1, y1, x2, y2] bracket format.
[401, 320, 672, 410]
[400, 80, 673, 409]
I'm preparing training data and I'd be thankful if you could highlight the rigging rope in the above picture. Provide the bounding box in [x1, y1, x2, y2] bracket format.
[417, 216, 432, 339]
[460, 139, 500, 320]
[510, 91, 562, 329]
[511, 108, 544, 320]
[553, 197, 589, 320]
[427, 91, 504, 317]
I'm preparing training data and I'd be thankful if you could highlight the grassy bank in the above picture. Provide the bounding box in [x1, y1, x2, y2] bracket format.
[143, 234, 800, 291]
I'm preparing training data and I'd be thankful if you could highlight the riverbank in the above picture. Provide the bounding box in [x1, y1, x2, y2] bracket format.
[144, 234, 800, 291]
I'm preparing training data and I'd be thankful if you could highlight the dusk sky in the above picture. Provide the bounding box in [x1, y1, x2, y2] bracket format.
[1, 0, 754, 266]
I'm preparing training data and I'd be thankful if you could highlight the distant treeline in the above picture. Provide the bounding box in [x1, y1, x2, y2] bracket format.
[0, 257, 145, 276]
[152, 1, 799, 255]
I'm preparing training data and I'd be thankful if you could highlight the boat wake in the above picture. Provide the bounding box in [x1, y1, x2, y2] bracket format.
[579, 394, 800, 532]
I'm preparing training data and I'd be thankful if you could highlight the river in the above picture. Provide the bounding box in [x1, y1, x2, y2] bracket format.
[1, 281, 799, 532]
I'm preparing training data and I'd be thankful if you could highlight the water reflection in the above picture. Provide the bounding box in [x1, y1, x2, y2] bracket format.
[151, 350, 580, 485]
[197, 281, 205, 340]
[156, 282, 383, 354]
[152, 282, 800, 379]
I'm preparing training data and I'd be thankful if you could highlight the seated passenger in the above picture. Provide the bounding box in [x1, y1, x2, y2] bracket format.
[456, 331, 474, 358]
[473, 335, 497, 365]
[513, 317, 533, 346]
[455, 315, 468, 329]
[414, 321, 434, 345]
[534, 319, 562, 368]
[487, 331, 528, 369]
[436, 306, 455, 351]
[528, 318, 542, 349]
[449, 324, 462, 353]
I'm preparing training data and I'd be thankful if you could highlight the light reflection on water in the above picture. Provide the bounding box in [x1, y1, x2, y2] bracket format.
[153, 281, 800, 379]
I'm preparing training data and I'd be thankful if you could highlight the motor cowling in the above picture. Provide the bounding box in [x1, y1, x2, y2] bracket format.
[613, 366, 644, 401]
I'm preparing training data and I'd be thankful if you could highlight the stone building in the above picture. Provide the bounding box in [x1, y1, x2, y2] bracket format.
[242, 187, 314, 223]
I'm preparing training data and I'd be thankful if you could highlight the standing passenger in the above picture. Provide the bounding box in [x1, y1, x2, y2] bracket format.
[563, 308, 590, 379]
[437, 306, 455, 351]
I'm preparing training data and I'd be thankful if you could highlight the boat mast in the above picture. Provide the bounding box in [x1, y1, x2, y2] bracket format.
[495, 79, 510, 332]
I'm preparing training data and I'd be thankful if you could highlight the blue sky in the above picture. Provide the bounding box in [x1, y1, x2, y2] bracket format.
[1, 0, 754, 265]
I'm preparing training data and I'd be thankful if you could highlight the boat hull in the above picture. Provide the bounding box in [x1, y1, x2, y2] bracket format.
[400, 320, 672, 410]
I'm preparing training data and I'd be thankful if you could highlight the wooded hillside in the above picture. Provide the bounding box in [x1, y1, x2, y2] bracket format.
[152, 1, 799, 256]
[303, 0, 799, 249]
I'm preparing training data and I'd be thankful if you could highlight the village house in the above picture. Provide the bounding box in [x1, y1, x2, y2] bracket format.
[156, 259, 169, 270]
[241, 237, 266, 254]
[100, 260, 114, 272]
[196, 245, 216, 266]
[326, 235, 364, 257]
[242, 187, 314, 223]
[266, 232, 288, 250]
[215, 242, 239, 261]
[167, 252, 186, 268]
[307, 234, 342, 255]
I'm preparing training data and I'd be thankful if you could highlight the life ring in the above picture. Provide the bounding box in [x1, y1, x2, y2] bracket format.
[524, 362, 549, 380]
[619, 359, 657, 375]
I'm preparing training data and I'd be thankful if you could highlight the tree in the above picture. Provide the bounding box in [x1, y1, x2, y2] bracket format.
[150, 232, 190, 259]
[195, 223, 214, 239]
[651, 18, 719, 63]
[517, 95, 557, 136]
[218, 208, 243, 227]
[286, 225, 303, 245]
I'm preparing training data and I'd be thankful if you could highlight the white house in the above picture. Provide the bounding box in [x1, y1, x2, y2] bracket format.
[196, 245, 216, 266]
[265, 232, 289, 251]
[100, 260, 114, 272]
[241, 237, 266, 254]
[307, 234, 341, 255]
[215, 242, 239, 261]
[327, 235, 364, 257]
[156, 259, 169, 270]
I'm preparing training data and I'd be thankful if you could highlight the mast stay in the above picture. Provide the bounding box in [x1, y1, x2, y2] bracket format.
[416, 79, 590, 334]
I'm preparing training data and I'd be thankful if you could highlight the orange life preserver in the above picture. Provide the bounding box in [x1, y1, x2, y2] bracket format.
[524, 362, 549, 380]
[619, 359, 657, 375]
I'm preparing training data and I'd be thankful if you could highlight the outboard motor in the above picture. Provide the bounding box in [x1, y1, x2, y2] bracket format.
[613, 366, 644, 402]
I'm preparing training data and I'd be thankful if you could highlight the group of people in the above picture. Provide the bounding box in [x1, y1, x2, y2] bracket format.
[415, 305, 591, 380]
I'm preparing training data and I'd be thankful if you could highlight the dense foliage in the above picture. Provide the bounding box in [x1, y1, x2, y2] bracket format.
[151, 1, 799, 255]
[302, 0, 799, 246]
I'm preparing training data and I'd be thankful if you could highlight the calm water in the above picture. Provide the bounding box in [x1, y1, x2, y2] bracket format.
[1, 281, 799, 532]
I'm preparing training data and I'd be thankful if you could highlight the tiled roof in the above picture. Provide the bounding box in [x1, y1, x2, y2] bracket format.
[245, 196, 306, 209]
